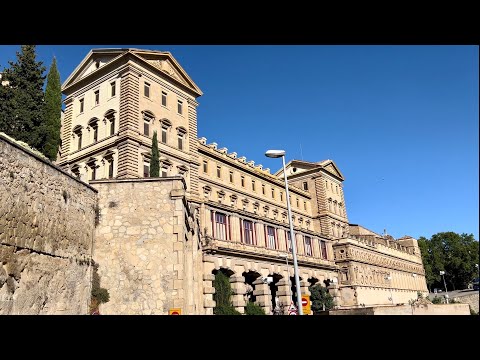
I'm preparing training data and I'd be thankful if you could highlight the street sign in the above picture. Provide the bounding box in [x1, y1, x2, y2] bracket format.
[301, 294, 311, 314]
[287, 302, 297, 315]
[169, 308, 182, 315]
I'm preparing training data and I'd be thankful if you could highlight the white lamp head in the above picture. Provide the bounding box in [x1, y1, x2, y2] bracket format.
[265, 150, 285, 158]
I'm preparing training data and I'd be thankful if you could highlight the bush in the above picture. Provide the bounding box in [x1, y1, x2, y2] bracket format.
[90, 262, 110, 314]
[213, 271, 239, 315]
[214, 305, 241, 315]
[245, 301, 266, 315]
[309, 284, 335, 313]
[470, 306, 478, 315]
[432, 296, 443, 304]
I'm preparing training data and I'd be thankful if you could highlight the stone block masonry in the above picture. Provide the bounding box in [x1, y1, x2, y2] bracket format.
[0, 133, 97, 314]
[91, 177, 202, 315]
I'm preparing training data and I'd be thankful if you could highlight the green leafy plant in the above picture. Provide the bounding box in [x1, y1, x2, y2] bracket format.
[149, 131, 160, 177]
[213, 271, 240, 315]
[245, 301, 266, 315]
[309, 284, 335, 314]
[90, 261, 109, 314]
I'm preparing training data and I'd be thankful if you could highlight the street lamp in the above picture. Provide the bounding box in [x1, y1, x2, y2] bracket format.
[440, 271, 449, 304]
[266, 149, 303, 315]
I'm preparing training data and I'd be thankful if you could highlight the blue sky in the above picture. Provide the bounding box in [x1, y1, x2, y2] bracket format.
[1, 45, 478, 240]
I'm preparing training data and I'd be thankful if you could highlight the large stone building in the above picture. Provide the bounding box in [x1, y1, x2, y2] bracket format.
[56, 48, 428, 314]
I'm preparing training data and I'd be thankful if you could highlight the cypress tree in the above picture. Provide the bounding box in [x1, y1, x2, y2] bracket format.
[1, 45, 46, 148]
[42, 57, 62, 161]
[150, 131, 160, 177]
[0, 69, 14, 134]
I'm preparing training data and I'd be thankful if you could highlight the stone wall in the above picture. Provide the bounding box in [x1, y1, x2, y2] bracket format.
[92, 177, 202, 314]
[453, 292, 479, 314]
[0, 134, 97, 314]
[328, 303, 470, 315]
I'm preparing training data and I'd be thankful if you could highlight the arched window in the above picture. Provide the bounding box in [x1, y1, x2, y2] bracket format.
[88, 118, 99, 143]
[142, 110, 155, 137]
[177, 126, 187, 150]
[73, 125, 83, 150]
[104, 110, 116, 136]
[160, 118, 172, 144]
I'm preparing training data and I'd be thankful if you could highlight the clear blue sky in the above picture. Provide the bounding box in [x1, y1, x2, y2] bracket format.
[1, 45, 478, 240]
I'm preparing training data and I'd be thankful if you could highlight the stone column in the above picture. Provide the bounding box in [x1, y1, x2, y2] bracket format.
[327, 283, 341, 309]
[253, 278, 272, 315]
[203, 274, 216, 315]
[276, 278, 291, 314]
[230, 275, 246, 314]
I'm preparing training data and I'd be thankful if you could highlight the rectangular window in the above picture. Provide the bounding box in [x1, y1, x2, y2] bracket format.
[262, 184, 265, 195]
[266, 226, 276, 249]
[161, 169, 168, 177]
[110, 119, 115, 135]
[229, 171, 234, 183]
[161, 91, 167, 106]
[162, 128, 167, 143]
[203, 161, 208, 173]
[217, 166, 221, 178]
[252, 180, 256, 191]
[94, 90, 99, 106]
[296, 198, 299, 207]
[178, 100, 183, 115]
[304, 236, 312, 256]
[243, 220, 254, 245]
[320, 240, 328, 260]
[143, 163, 150, 177]
[215, 213, 227, 240]
[90, 166, 96, 181]
[303, 182, 308, 190]
[79, 98, 84, 113]
[144, 82, 150, 98]
[108, 159, 114, 179]
[178, 135, 183, 150]
[271, 188, 275, 198]
[304, 201, 307, 210]
[93, 126, 98, 142]
[110, 82, 116, 97]
[280, 192, 283, 201]
[144, 121, 149, 136]
[241, 176, 245, 187]
[77, 133, 82, 150]
[286, 231, 292, 253]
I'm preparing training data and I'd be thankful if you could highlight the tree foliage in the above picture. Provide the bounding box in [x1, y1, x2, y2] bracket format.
[42, 57, 62, 161]
[213, 271, 241, 315]
[419, 232, 478, 291]
[0, 45, 46, 149]
[150, 131, 160, 177]
[245, 301, 266, 315]
[309, 283, 335, 313]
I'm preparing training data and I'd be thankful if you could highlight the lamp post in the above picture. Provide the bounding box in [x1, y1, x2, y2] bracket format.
[266, 149, 303, 315]
[440, 271, 449, 304]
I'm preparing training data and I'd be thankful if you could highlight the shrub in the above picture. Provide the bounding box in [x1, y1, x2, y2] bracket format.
[245, 301, 266, 315]
[90, 262, 109, 314]
[213, 271, 240, 315]
[432, 296, 443, 304]
[309, 284, 335, 313]
[214, 305, 241, 315]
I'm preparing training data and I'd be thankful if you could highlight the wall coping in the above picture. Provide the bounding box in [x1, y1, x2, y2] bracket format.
[0, 132, 98, 193]
[90, 176, 187, 189]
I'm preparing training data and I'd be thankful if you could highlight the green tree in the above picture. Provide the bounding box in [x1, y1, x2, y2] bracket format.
[309, 283, 335, 314]
[0, 45, 46, 148]
[213, 271, 241, 315]
[150, 131, 160, 177]
[419, 232, 478, 291]
[42, 57, 62, 161]
[245, 301, 266, 315]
